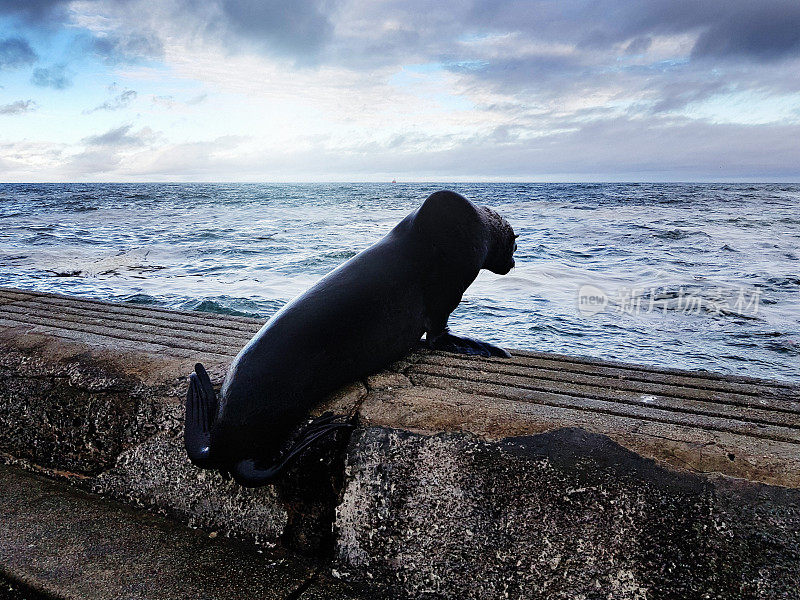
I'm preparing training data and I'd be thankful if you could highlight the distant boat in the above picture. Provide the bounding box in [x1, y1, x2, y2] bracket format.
[391, 179, 397, 183]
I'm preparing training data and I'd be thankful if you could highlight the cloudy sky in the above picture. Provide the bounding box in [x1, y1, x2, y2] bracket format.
[1, 0, 799, 182]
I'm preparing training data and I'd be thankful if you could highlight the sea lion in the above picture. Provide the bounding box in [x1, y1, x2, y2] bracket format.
[185, 190, 518, 487]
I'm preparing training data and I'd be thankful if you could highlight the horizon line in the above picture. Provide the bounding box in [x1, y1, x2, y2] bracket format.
[2, 180, 800, 185]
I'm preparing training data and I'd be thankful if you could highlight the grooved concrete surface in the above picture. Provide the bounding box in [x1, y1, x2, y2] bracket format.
[1, 287, 799, 599]
[364, 349, 800, 488]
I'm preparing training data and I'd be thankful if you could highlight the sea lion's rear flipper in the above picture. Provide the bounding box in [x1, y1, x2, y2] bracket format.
[427, 329, 511, 358]
[184, 362, 218, 469]
[231, 413, 354, 488]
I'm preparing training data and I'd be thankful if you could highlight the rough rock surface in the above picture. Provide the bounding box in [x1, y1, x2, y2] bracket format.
[335, 426, 800, 599]
[92, 432, 289, 545]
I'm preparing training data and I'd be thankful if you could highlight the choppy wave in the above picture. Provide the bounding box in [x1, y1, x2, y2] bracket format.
[1, 182, 799, 382]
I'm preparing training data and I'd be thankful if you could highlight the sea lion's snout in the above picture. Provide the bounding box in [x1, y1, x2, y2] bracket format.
[504, 233, 518, 272]
[496, 257, 515, 275]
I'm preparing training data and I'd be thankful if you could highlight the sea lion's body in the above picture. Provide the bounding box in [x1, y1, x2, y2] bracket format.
[215, 220, 428, 463]
[185, 190, 517, 486]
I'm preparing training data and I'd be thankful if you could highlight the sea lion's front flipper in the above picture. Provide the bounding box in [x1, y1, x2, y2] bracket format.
[427, 329, 511, 358]
[231, 413, 354, 488]
[184, 363, 218, 469]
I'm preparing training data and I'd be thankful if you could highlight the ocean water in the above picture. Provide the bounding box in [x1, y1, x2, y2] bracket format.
[1, 182, 798, 382]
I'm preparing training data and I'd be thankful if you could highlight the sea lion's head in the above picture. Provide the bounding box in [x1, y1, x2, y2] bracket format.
[480, 206, 517, 275]
[414, 190, 517, 276]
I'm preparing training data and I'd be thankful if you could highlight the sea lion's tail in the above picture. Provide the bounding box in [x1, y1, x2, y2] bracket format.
[231, 412, 355, 487]
[184, 362, 218, 469]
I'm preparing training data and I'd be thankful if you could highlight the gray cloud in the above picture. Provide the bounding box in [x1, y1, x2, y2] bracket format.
[154, 0, 338, 64]
[648, 78, 733, 114]
[82, 124, 148, 147]
[624, 37, 652, 56]
[85, 88, 137, 113]
[0, 99, 38, 115]
[215, 0, 336, 61]
[31, 63, 72, 89]
[0, 37, 38, 69]
[691, 2, 800, 62]
[88, 30, 164, 64]
[465, 0, 800, 62]
[66, 123, 157, 175]
[0, 0, 73, 24]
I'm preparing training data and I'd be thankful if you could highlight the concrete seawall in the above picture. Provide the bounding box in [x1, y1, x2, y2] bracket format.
[1, 287, 798, 599]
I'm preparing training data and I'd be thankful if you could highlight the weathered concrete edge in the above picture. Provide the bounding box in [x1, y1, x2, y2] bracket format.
[333, 425, 800, 598]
